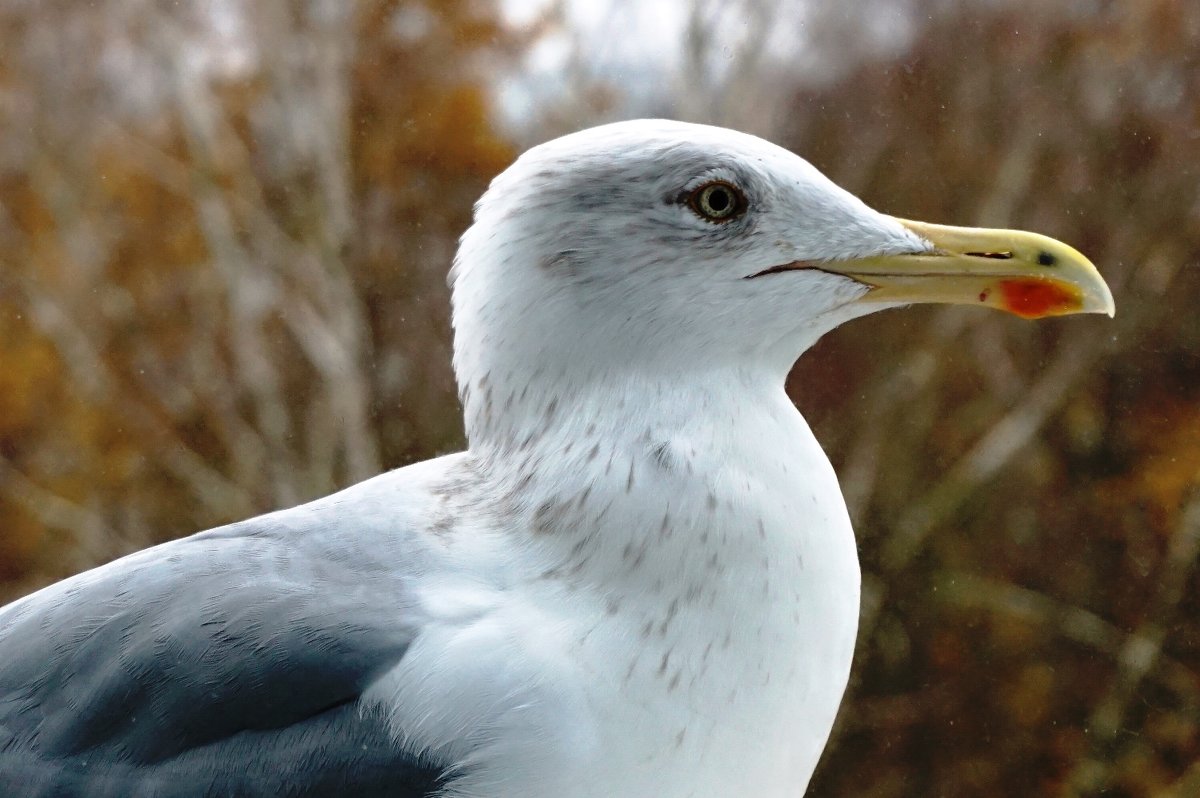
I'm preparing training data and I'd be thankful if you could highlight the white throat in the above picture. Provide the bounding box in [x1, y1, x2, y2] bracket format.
[427, 366, 862, 796]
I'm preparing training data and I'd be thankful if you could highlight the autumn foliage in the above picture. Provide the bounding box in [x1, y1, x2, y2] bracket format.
[0, 1, 1197, 796]
[0, 0, 512, 589]
[788, 4, 1200, 796]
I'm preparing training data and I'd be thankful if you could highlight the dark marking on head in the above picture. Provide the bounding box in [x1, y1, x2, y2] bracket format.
[658, 598, 680, 637]
[674, 728, 686, 749]
[658, 649, 671, 676]
[649, 441, 674, 472]
[586, 443, 601, 462]
[626, 461, 636, 492]
[629, 545, 646, 571]
[668, 669, 682, 692]
[541, 249, 583, 271]
[706, 492, 718, 511]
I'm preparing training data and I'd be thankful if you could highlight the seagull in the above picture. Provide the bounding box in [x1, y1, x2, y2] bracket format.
[0, 120, 1113, 797]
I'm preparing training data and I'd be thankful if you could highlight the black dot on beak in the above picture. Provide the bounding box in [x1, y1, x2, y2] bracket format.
[1037, 251, 1057, 267]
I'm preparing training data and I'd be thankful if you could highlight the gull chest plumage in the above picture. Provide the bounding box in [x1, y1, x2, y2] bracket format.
[388, 374, 861, 797]
[0, 119, 1112, 798]
[553, 382, 861, 797]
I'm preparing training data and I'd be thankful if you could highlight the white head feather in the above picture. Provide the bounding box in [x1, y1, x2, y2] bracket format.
[451, 119, 928, 447]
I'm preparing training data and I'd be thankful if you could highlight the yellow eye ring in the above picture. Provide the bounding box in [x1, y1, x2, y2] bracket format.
[688, 180, 745, 222]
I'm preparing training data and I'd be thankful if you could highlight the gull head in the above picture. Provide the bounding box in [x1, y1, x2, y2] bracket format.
[450, 120, 1113, 434]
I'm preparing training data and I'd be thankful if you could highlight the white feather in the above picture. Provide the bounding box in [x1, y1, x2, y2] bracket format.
[356, 119, 930, 796]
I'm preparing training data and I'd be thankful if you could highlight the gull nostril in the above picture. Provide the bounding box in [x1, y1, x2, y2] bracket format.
[965, 251, 1013, 260]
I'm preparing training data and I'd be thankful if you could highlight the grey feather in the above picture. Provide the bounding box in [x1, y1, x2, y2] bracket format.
[0, 503, 449, 797]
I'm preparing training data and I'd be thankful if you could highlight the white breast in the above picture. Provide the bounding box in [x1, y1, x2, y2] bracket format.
[370, 381, 861, 798]
[562, 393, 859, 797]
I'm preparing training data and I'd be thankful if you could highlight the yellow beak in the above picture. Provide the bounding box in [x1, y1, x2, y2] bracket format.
[824, 218, 1115, 319]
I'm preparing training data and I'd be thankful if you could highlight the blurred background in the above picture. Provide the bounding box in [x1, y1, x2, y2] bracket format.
[0, 0, 1197, 795]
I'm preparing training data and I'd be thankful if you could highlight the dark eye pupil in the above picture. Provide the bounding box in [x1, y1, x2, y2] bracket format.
[707, 188, 730, 212]
[688, 181, 742, 222]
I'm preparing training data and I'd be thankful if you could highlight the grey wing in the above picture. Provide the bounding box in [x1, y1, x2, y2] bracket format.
[0, 512, 451, 797]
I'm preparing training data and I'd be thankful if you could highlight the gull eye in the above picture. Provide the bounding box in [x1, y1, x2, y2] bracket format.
[688, 180, 745, 223]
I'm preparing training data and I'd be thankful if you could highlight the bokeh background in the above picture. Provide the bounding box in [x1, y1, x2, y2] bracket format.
[1, 1, 1197, 795]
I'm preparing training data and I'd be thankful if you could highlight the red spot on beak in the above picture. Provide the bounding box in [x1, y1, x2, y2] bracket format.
[998, 279, 1080, 319]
